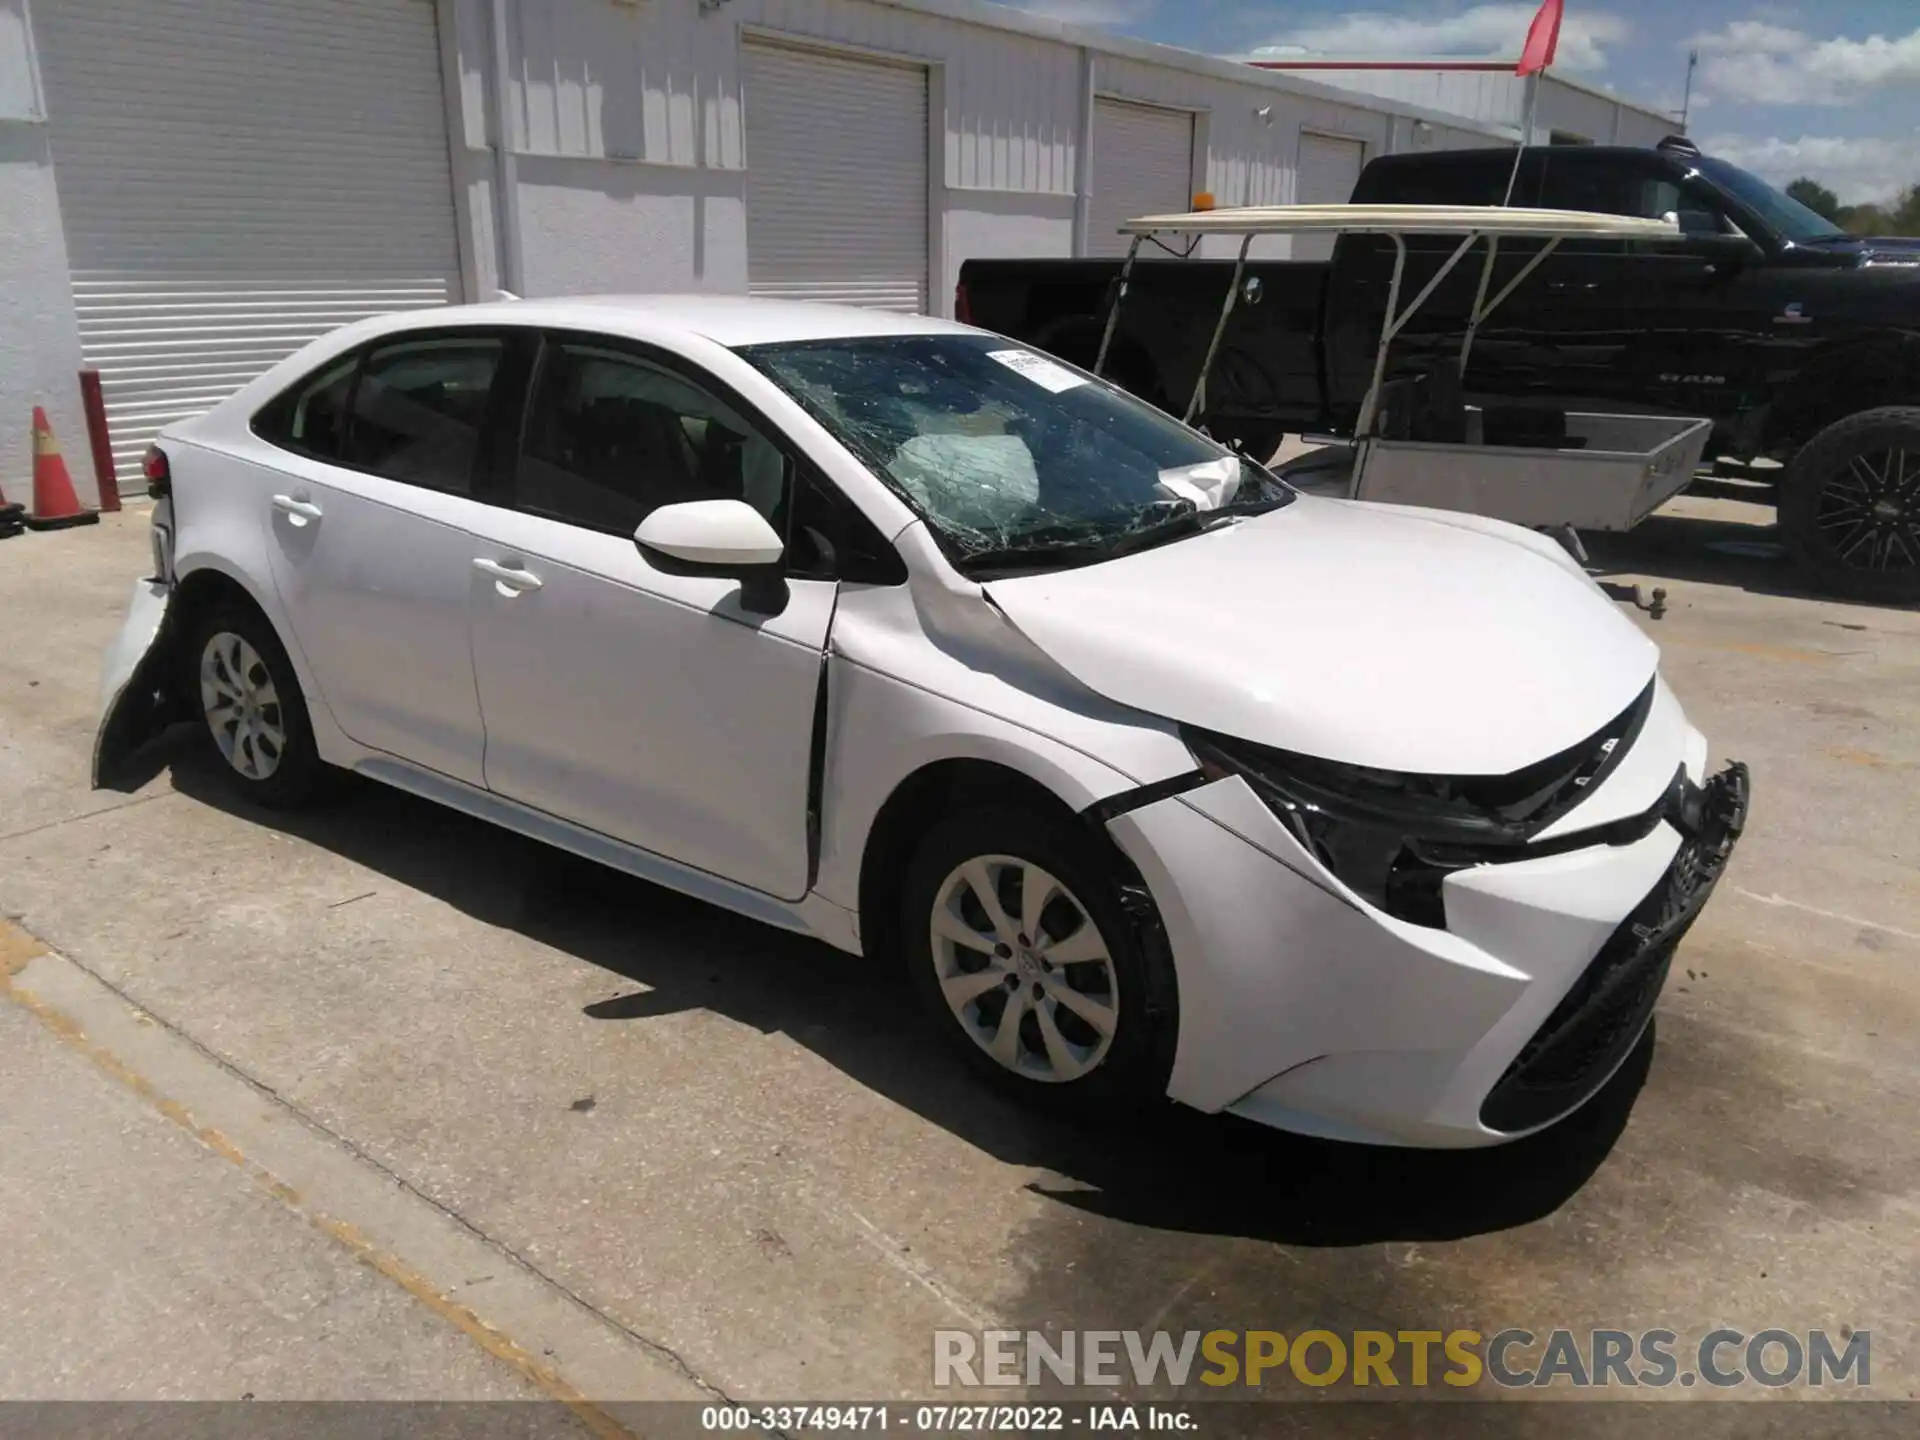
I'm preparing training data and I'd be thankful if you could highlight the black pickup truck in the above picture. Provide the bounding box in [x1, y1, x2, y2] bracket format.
[958, 137, 1920, 601]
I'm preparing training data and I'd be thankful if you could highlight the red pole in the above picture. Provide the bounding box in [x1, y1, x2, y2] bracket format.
[78, 369, 120, 512]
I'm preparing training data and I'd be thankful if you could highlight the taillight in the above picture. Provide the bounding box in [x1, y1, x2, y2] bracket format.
[142, 445, 171, 498]
[954, 281, 973, 325]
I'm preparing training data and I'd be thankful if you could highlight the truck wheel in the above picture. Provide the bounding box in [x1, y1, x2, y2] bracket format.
[1230, 427, 1289, 466]
[1779, 407, 1920, 603]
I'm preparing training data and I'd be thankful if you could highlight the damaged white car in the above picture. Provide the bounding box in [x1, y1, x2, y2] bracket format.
[95, 297, 1747, 1147]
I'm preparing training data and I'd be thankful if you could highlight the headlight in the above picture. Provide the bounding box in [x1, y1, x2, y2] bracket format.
[1182, 680, 1654, 928]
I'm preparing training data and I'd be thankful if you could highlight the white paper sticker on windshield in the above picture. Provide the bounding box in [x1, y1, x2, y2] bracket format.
[987, 348, 1088, 393]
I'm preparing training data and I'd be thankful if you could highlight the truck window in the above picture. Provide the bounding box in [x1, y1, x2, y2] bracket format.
[1535, 153, 1678, 221]
[1351, 155, 1512, 207]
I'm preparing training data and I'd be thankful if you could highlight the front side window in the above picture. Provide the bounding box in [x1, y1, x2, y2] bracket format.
[516, 341, 788, 537]
[738, 334, 1289, 572]
[341, 337, 503, 494]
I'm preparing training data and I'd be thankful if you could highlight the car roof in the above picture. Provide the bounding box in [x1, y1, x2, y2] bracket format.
[362, 294, 978, 349]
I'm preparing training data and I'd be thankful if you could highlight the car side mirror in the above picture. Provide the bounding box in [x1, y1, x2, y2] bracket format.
[634, 499, 789, 615]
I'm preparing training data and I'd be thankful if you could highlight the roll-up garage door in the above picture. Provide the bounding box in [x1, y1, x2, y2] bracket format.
[1087, 98, 1195, 258]
[35, 0, 462, 483]
[742, 40, 929, 312]
[1294, 133, 1368, 260]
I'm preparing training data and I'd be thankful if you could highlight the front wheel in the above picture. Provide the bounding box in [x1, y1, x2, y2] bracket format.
[186, 604, 326, 807]
[1779, 407, 1920, 603]
[900, 807, 1177, 1113]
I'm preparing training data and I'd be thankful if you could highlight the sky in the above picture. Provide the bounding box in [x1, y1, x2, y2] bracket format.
[997, 2, 1920, 205]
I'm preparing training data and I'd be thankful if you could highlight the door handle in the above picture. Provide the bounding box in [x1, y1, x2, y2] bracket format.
[473, 557, 544, 594]
[272, 493, 323, 525]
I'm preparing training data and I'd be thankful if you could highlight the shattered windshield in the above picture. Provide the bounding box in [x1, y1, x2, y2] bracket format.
[737, 334, 1292, 572]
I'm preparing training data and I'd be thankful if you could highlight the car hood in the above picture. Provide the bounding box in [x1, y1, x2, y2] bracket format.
[981, 497, 1658, 775]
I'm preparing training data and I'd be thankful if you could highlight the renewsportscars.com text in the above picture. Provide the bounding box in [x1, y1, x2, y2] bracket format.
[933, 1327, 1871, 1390]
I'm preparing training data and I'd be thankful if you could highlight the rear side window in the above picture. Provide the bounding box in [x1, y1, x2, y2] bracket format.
[1535, 154, 1678, 220]
[340, 337, 504, 495]
[1352, 155, 1512, 207]
[253, 353, 358, 459]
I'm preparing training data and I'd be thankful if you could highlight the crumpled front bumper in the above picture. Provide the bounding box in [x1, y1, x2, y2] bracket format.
[1105, 736, 1750, 1149]
[1477, 760, 1748, 1133]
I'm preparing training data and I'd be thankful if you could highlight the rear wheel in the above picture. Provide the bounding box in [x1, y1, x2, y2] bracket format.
[1779, 407, 1920, 603]
[901, 807, 1176, 1113]
[187, 604, 325, 807]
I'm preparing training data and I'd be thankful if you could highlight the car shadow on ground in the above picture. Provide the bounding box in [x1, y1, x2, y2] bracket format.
[151, 733, 1649, 1251]
[1582, 505, 1918, 612]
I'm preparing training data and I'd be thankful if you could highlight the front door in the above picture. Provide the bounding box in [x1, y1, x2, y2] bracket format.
[465, 334, 833, 900]
[1493, 150, 1782, 420]
[254, 332, 510, 787]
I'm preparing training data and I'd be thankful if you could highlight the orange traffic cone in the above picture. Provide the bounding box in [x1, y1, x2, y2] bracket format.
[23, 406, 99, 531]
[0, 477, 23, 539]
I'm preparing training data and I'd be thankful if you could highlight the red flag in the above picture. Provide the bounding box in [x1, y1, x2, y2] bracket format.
[1517, 0, 1563, 75]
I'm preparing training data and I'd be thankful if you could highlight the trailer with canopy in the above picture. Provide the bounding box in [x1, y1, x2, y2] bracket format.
[1094, 203, 1715, 545]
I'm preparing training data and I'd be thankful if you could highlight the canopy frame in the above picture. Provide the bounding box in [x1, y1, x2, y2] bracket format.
[1088, 203, 1680, 446]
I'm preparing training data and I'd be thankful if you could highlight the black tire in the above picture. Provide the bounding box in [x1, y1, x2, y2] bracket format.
[1226, 426, 1289, 466]
[185, 603, 326, 807]
[1032, 318, 1167, 412]
[900, 806, 1178, 1115]
[1779, 407, 1920, 604]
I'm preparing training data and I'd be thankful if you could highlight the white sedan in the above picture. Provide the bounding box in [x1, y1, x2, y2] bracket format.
[94, 296, 1747, 1147]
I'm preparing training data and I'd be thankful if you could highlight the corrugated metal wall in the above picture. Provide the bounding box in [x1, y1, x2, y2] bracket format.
[454, 0, 1509, 309]
[466, 0, 1501, 201]
[485, 0, 1084, 192]
[55, 0, 1508, 335]
[37, 0, 462, 480]
[1270, 68, 1679, 150]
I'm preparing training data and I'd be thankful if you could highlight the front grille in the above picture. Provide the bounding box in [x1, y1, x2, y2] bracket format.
[1479, 762, 1749, 1134]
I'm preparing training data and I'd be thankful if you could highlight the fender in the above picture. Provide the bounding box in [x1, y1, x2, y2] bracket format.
[1763, 327, 1920, 455]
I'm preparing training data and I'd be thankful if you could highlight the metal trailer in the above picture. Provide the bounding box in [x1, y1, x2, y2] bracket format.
[1093, 203, 1715, 549]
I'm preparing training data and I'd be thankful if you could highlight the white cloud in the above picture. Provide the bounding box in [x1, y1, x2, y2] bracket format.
[1700, 132, 1918, 205]
[1003, 0, 1154, 27]
[1695, 21, 1920, 106]
[1253, 4, 1629, 72]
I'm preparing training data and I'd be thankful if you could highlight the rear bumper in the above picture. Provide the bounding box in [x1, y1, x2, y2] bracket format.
[1105, 739, 1749, 1149]
[92, 576, 179, 790]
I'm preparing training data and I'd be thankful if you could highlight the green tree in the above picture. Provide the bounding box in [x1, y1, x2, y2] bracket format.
[1894, 184, 1920, 233]
[1839, 202, 1893, 236]
[1786, 176, 1842, 222]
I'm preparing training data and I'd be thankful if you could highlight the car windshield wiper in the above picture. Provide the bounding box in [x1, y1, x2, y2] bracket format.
[1099, 492, 1291, 559]
[957, 493, 1288, 574]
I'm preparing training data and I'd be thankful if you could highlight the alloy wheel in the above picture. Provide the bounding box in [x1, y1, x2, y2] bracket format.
[199, 631, 287, 781]
[928, 855, 1119, 1083]
[1817, 449, 1920, 573]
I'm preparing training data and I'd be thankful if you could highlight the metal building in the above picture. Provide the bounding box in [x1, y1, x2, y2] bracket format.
[1240, 59, 1683, 150]
[4, 0, 1532, 501]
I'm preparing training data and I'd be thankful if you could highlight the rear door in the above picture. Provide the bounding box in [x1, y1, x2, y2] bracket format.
[462, 332, 835, 900]
[253, 331, 515, 786]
